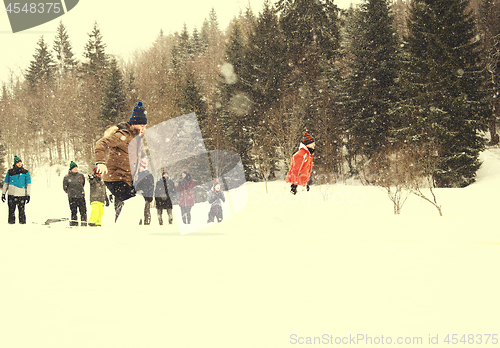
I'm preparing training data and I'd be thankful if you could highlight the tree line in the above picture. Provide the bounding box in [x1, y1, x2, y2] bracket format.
[0, 0, 499, 191]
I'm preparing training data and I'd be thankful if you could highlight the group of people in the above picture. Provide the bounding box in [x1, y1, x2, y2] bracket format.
[1, 154, 225, 227]
[60, 160, 192, 227]
[2, 101, 315, 226]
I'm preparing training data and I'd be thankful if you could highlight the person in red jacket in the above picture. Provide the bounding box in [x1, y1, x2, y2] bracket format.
[177, 169, 194, 224]
[286, 132, 315, 195]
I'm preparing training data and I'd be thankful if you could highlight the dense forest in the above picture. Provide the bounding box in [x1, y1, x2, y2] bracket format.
[0, 0, 499, 190]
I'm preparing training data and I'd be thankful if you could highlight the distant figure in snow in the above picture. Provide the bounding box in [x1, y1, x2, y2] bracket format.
[207, 179, 225, 223]
[2, 155, 31, 224]
[134, 158, 154, 225]
[155, 168, 176, 226]
[94, 101, 147, 222]
[177, 169, 194, 224]
[63, 161, 87, 226]
[286, 132, 315, 195]
[88, 167, 109, 227]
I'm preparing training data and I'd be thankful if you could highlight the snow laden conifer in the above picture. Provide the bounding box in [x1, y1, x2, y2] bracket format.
[239, 1, 290, 179]
[52, 21, 77, 80]
[100, 57, 127, 129]
[397, 0, 490, 188]
[81, 21, 108, 84]
[217, 20, 253, 178]
[478, 0, 500, 144]
[343, 0, 402, 166]
[277, 0, 341, 135]
[25, 36, 56, 89]
[178, 69, 209, 142]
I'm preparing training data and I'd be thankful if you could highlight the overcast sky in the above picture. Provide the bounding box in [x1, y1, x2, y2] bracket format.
[0, 0, 361, 84]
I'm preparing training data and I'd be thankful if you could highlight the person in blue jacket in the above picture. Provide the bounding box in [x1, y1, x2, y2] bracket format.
[2, 155, 31, 224]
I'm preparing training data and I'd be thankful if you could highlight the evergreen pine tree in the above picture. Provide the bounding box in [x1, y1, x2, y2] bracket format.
[53, 21, 77, 79]
[239, 5, 257, 40]
[236, 1, 293, 178]
[277, 0, 341, 75]
[217, 20, 253, 177]
[178, 23, 193, 60]
[399, 0, 490, 187]
[344, 0, 402, 160]
[100, 57, 127, 128]
[191, 27, 203, 57]
[200, 19, 210, 53]
[25, 36, 55, 88]
[276, 0, 341, 134]
[203, 8, 222, 51]
[179, 69, 209, 140]
[1, 83, 9, 102]
[82, 21, 108, 83]
[478, 0, 500, 144]
[240, 1, 290, 117]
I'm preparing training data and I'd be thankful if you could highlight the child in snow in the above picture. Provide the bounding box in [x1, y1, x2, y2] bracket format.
[63, 161, 87, 227]
[177, 169, 194, 224]
[94, 101, 148, 222]
[134, 158, 154, 225]
[88, 167, 110, 227]
[207, 179, 225, 223]
[2, 155, 31, 224]
[286, 132, 315, 195]
[154, 168, 176, 225]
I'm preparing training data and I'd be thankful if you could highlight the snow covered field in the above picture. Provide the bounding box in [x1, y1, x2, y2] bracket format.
[1, 148, 499, 347]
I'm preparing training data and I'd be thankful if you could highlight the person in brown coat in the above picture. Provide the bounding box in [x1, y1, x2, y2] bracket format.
[95, 101, 147, 222]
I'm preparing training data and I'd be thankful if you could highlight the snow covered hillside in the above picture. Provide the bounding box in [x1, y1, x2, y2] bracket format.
[1, 148, 499, 348]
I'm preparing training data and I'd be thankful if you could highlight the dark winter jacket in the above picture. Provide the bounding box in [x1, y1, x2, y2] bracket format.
[208, 188, 225, 209]
[63, 171, 86, 199]
[155, 177, 176, 210]
[177, 173, 194, 207]
[135, 169, 155, 200]
[88, 175, 109, 204]
[95, 122, 146, 187]
[3, 165, 31, 197]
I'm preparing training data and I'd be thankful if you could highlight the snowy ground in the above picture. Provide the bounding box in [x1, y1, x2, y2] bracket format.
[1, 148, 499, 347]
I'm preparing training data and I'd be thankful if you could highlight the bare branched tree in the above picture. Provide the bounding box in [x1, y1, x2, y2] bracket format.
[367, 143, 443, 216]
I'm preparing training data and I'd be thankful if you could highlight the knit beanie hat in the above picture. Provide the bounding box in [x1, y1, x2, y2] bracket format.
[13, 155, 22, 165]
[129, 101, 148, 125]
[70, 161, 78, 170]
[302, 132, 315, 146]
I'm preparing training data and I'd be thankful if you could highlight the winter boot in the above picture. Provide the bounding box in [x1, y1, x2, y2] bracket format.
[144, 213, 151, 225]
[115, 200, 125, 222]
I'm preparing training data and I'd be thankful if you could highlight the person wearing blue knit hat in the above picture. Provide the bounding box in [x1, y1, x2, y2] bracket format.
[95, 101, 148, 222]
[129, 101, 148, 126]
